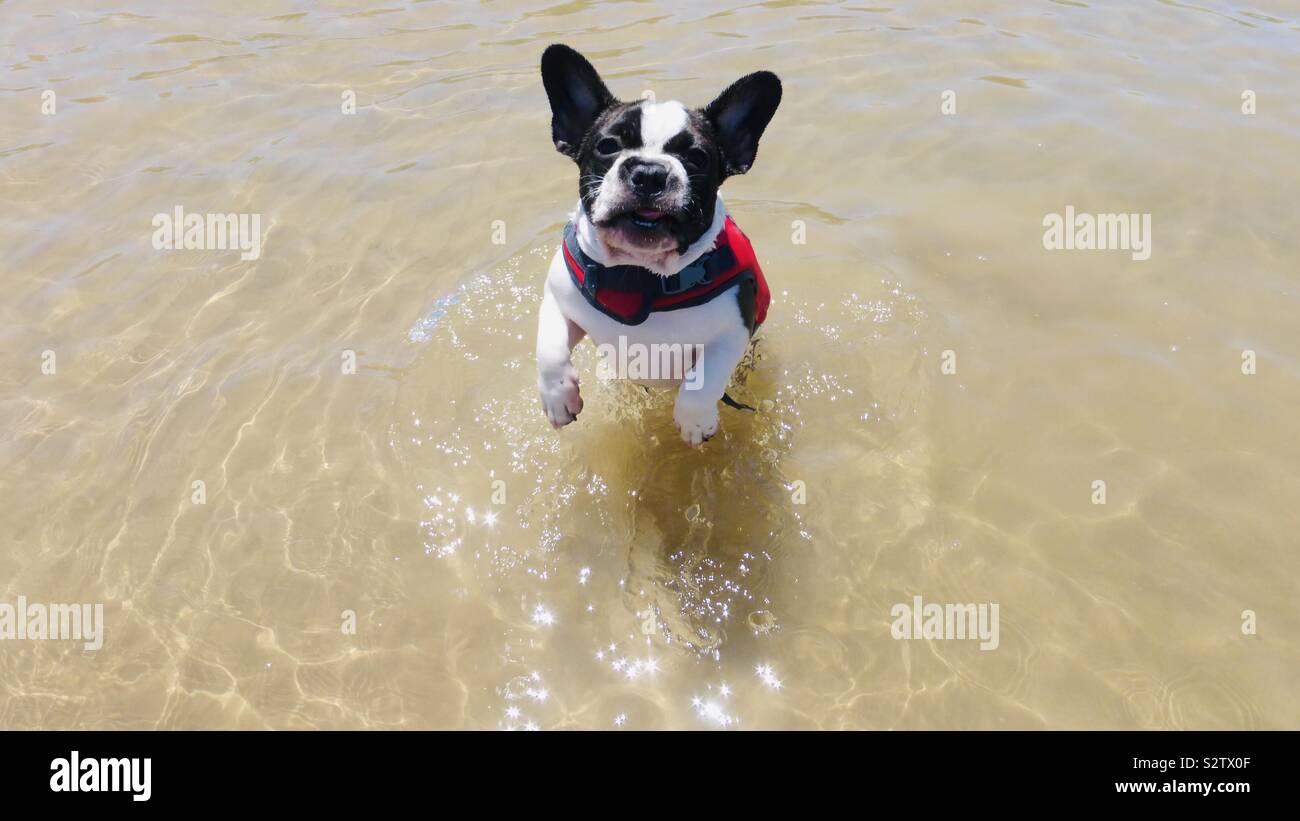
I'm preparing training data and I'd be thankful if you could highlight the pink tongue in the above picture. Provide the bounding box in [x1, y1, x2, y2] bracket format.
[635, 209, 664, 219]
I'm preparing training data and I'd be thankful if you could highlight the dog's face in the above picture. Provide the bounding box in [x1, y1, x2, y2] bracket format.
[541, 45, 781, 267]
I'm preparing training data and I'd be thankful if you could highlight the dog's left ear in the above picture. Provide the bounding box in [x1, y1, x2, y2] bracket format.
[702, 71, 782, 179]
[541, 44, 615, 159]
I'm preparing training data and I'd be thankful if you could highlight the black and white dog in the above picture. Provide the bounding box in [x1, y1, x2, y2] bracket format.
[536, 45, 782, 446]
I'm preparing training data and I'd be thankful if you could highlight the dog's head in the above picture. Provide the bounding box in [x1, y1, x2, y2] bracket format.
[541, 44, 781, 270]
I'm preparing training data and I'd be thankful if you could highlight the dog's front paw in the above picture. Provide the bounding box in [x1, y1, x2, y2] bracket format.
[674, 395, 719, 447]
[539, 367, 583, 429]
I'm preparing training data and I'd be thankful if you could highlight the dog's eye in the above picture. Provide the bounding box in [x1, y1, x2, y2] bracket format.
[684, 147, 710, 171]
[595, 137, 621, 156]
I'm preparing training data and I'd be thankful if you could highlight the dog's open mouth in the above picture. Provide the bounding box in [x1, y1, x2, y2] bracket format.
[593, 205, 688, 258]
[627, 208, 669, 230]
[602, 207, 679, 233]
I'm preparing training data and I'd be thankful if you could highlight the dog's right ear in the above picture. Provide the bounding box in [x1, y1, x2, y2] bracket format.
[541, 44, 615, 159]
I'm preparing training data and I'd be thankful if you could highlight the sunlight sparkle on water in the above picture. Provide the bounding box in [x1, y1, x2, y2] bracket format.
[532, 605, 555, 627]
[756, 664, 783, 690]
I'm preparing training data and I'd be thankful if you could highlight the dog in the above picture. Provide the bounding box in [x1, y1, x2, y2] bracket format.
[535, 44, 782, 446]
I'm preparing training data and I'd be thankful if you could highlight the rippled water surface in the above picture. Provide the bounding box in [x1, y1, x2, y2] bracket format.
[3, 0, 1299, 729]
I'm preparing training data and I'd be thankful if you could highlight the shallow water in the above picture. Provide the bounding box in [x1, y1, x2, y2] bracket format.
[2, 0, 1298, 729]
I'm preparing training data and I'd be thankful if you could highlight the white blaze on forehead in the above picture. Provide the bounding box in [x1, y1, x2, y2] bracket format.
[638, 100, 689, 151]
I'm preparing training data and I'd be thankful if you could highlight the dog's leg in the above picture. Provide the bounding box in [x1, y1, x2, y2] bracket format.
[674, 327, 749, 446]
[537, 283, 586, 428]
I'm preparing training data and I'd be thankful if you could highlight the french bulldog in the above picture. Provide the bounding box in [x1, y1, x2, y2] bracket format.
[536, 44, 781, 446]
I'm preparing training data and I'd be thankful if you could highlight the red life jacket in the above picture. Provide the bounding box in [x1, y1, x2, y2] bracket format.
[562, 216, 770, 334]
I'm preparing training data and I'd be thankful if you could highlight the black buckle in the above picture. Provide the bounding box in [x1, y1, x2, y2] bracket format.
[661, 260, 713, 295]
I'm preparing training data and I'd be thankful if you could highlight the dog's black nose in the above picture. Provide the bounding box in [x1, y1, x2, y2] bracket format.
[627, 161, 669, 196]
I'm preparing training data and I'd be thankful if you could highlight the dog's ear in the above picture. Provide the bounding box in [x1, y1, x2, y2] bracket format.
[702, 71, 782, 179]
[541, 44, 615, 159]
